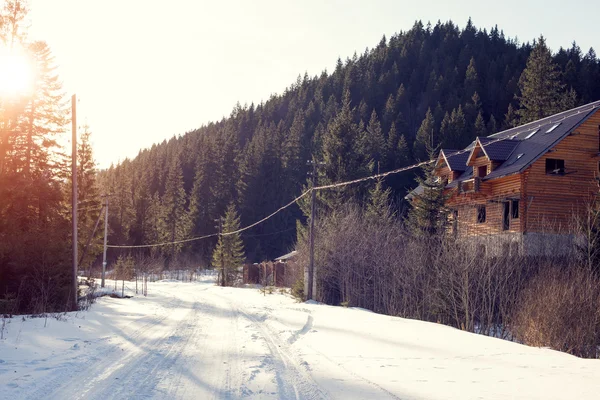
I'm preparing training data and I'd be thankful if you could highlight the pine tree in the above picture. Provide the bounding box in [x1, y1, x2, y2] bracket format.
[440, 106, 466, 148]
[413, 108, 436, 161]
[464, 57, 480, 98]
[397, 134, 410, 166]
[406, 145, 450, 238]
[160, 157, 192, 259]
[321, 90, 363, 210]
[212, 203, 245, 286]
[187, 153, 212, 258]
[474, 111, 487, 137]
[283, 109, 308, 188]
[503, 103, 519, 129]
[517, 36, 567, 123]
[77, 125, 102, 270]
[366, 177, 394, 223]
[487, 114, 498, 134]
[359, 109, 386, 170]
[439, 112, 452, 147]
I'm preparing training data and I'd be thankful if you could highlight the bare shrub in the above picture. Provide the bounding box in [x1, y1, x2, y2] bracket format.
[295, 201, 600, 358]
[512, 266, 600, 358]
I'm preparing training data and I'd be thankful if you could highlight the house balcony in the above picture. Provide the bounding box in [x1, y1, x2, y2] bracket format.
[457, 177, 491, 195]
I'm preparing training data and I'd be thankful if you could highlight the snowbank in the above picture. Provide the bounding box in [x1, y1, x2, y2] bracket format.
[1, 279, 598, 399]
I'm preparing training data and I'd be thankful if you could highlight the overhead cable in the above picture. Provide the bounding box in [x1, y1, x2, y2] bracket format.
[106, 132, 519, 249]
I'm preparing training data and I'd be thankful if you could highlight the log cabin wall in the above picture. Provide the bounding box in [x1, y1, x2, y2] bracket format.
[472, 157, 491, 177]
[523, 110, 600, 233]
[447, 174, 522, 236]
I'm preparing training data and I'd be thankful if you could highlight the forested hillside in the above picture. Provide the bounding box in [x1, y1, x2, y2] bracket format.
[0, 1, 102, 312]
[101, 19, 600, 264]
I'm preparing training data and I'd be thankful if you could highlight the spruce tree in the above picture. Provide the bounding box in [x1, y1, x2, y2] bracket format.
[474, 111, 487, 137]
[517, 36, 567, 123]
[397, 134, 410, 166]
[359, 109, 386, 170]
[487, 114, 498, 134]
[160, 157, 192, 259]
[413, 108, 436, 161]
[212, 203, 245, 286]
[366, 177, 394, 223]
[77, 125, 102, 270]
[406, 145, 450, 238]
[503, 103, 519, 129]
[464, 57, 480, 98]
[321, 90, 363, 210]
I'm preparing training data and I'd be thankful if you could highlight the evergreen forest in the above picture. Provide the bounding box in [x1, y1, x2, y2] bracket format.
[3, 10, 600, 314]
[100, 19, 600, 265]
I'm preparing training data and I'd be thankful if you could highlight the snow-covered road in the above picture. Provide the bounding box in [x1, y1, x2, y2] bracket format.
[1, 277, 600, 399]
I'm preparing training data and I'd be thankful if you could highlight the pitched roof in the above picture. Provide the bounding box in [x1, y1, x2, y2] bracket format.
[482, 139, 519, 161]
[454, 100, 600, 183]
[408, 101, 600, 199]
[441, 149, 470, 171]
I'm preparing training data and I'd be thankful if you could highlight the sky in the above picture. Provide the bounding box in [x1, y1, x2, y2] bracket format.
[24, 0, 600, 168]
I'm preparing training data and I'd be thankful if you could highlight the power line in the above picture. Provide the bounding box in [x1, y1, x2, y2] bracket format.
[241, 227, 296, 238]
[106, 232, 219, 249]
[106, 134, 513, 250]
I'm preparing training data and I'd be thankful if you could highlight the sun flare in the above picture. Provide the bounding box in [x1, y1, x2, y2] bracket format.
[0, 47, 33, 97]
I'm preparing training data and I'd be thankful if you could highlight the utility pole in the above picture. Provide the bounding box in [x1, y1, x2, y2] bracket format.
[215, 217, 224, 286]
[101, 195, 109, 288]
[306, 159, 324, 300]
[71, 94, 78, 311]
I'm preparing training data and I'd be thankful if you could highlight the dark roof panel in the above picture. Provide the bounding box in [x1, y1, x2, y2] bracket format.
[442, 149, 470, 171]
[484, 105, 599, 180]
[483, 139, 519, 161]
[407, 100, 600, 199]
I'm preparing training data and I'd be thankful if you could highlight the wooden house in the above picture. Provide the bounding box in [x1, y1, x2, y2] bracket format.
[424, 100, 600, 255]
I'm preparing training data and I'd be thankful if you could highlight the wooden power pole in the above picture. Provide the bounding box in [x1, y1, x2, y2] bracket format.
[215, 218, 224, 286]
[306, 159, 324, 301]
[71, 94, 78, 310]
[101, 195, 109, 288]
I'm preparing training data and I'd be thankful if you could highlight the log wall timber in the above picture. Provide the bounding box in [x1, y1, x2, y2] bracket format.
[437, 108, 600, 240]
[472, 157, 491, 177]
[523, 110, 600, 233]
[447, 174, 521, 236]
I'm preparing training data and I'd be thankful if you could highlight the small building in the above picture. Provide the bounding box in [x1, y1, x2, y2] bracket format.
[414, 100, 600, 255]
[243, 251, 299, 287]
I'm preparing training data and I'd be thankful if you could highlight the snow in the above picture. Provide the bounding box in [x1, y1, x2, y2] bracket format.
[1, 276, 599, 399]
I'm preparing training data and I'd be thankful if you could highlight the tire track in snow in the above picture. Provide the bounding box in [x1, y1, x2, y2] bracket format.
[22, 294, 184, 400]
[94, 299, 203, 400]
[217, 293, 328, 400]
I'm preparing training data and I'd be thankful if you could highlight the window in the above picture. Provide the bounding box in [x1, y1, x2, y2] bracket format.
[545, 158, 565, 175]
[546, 123, 561, 133]
[478, 165, 488, 178]
[524, 129, 539, 139]
[511, 200, 519, 219]
[502, 202, 510, 231]
[477, 206, 486, 223]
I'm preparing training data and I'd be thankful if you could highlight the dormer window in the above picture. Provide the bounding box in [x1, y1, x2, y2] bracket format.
[478, 165, 488, 178]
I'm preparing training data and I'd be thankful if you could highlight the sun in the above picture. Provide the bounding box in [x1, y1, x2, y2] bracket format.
[0, 46, 33, 98]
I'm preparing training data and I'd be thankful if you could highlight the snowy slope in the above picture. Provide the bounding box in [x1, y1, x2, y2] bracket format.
[1, 276, 599, 400]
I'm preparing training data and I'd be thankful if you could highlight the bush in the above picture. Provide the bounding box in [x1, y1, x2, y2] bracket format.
[291, 278, 304, 302]
[512, 266, 600, 358]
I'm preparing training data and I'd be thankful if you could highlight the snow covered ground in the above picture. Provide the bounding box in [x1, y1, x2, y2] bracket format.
[1, 274, 599, 400]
